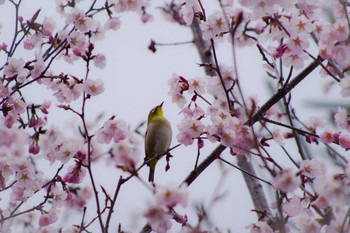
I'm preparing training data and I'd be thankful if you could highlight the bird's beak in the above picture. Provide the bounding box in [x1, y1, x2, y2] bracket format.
[159, 101, 164, 107]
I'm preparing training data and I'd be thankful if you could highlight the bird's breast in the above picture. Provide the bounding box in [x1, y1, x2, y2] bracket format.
[145, 118, 172, 157]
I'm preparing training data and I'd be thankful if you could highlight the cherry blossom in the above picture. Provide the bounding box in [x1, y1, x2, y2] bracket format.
[154, 183, 188, 208]
[53, 79, 83, 103]
[104, 17, 121, 31]
[272, 169, 300, 193]
[95, 118, 129, 144]
[177, 117, 205, 146]
[247, 221, 274, 233]
[39, 208, 59, 227]
[200, 11, 228, 40]
[334, 107, 350, 131]
[339, 133, 350, 149]
[3, 57, 29, 82]
[63, 162, 86, 184]
[110, 134, 140, 170]
[83, 79, 105, 96]
[299, 158, 325, 179]
[144, 205, 172, 233]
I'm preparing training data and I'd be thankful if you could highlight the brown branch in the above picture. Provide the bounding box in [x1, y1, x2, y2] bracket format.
[246, 57, 323, 126]
[190, 18, 216, 76]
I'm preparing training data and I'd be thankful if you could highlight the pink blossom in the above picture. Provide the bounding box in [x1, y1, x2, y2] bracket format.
[314, 175, 348, 206]
[339, 134, 350, 149]
[178, 0, 200, 25]
[181, 106, 205, 120]
[177, 118, 205, 146]
[50, 185, 68, 207]
[312, 195, 329, 209]
[307, 117, 325, 130]
[4, 113, 17, 129]
[283, 49, 308, 70]
[40, 100, 51, 114]
[334, 107, 349, 131]
[299, 158, 325, 179]
[325, 219, 346, 233]
[272, 169, 299, 193]
[42, 17, 56, 36]
[283, 196, 312, 217]
[286, 34, 310, 52]
[295, 216, 321, 233]
[83, 79, 104, 96]
[90, 22, 105, 41]
[76, 16, 97, 33]
[31, 58, 46, 79]
[65, 8, 96, 33]
[0, 42, 7, 51]
[180, 5, 194, 26]
[200, 11, 228, 40]
[96, 118, 128, 144]
[289, 14, 315, 35]
[15, 160, 35, 188]
[0, 126, 21, 147]
[272, 127, 284, 145]
[0, 159, 13, 189]
[55, 141, 78, 164]
[332, 45, 350, 69]
[339, 76, 350, 97]
[188, 78, 205, 95]
[93, 53, 106, 69]
[331, 21, 349, 42]
[144, 205, 172, 233]
[39, 208, 59, 227]
[0, 159, 14, 180]
[168, 74, 188, 108]
[104, 17, 121, 31]
[207, 115, 253, 153]
[141, 12, 153, 23]
[155, 183, 188, 208]
[67, 31, 88, 54]
[169, 90, 187, 108]
[75, 150, 88, 165]
[23, 34, 43, 50]
[63, 163, 86, 184]
[11, 185, 30, 202]
[110, 134, 140, 170]
[53, 80, 83, 103]
[207, 69, 235, 101]
[3, 57, 29, 82]
[39, 127, 64, 164]
[65, 186, 92, 210]
[13, 98, 26, 115]
[247, 221, 274, 233]
[28, 142, 40, 154]
[28, 117, 47, 128]
[320, 130, 333, 143]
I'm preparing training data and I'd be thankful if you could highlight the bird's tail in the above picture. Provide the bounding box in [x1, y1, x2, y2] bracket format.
[148, 167, 155, 182]
[148, 159, 157, 183]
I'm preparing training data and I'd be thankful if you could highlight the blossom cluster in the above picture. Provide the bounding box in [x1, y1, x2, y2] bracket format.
[0, 0, 147, 232]
[2, 0, 350, 232]
[168, 0, 350, 232]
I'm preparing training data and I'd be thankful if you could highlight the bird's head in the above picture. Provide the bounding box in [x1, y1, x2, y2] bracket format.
[147, 102, 164, 124]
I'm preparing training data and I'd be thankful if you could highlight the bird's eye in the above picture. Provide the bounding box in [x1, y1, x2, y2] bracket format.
[151, 108, 156, 113]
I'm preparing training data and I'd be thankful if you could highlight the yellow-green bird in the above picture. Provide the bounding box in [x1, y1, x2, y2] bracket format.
[145, 102, 172, 183]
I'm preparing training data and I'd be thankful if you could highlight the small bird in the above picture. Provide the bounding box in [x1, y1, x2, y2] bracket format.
[145, 102, 172, 183]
